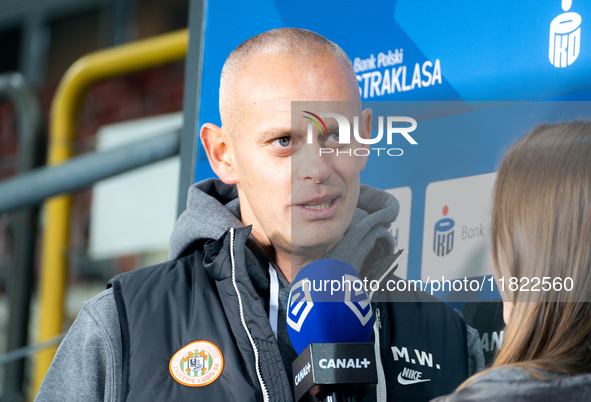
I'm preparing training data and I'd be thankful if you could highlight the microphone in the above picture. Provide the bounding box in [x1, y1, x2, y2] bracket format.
[287, 259, 377, 402]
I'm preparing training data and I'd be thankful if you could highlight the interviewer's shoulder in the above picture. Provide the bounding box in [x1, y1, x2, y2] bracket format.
[430, 367, 591, 402]
[430, 367, 525, 402]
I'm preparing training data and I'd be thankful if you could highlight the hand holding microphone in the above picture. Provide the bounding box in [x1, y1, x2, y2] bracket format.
[287, 259, 377, 402]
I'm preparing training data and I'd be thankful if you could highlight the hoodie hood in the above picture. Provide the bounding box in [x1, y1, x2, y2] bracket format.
[323, 184, 399, 272]
[170, 178, 400, 273]
[169, 179, 243, 260]
[170, 178, 272, 302]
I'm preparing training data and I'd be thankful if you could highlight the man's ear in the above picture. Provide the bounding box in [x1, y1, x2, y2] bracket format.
[359, 108, 372, 170]
[200, 123, 239, 184]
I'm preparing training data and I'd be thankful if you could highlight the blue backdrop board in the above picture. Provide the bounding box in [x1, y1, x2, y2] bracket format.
[189, 0, 591, 303]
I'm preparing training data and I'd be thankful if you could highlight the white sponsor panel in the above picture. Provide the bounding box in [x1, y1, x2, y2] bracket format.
[421, 173, 496, 281]
[384, 186, 411, 279]
[89, 113, 181, 260]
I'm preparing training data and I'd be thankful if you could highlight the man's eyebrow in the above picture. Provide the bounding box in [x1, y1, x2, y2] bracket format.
[258, 121, 341, 140]
[259, 127, 291, 139]
[324, 123, 340, 133]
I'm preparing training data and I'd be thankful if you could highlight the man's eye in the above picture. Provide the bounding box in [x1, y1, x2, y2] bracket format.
[324, 132, 339, 143]
[275, 137, 291, 147]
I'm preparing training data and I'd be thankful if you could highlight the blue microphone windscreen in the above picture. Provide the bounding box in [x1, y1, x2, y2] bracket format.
[286, 259, 373, 354]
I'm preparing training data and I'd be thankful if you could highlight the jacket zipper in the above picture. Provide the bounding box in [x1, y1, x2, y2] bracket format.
[373, 307, 387, 401]
[370, 249, 409, 402]
[229, 228, 270, 402]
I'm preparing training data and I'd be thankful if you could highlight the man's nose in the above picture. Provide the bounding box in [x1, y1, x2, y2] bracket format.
[296, 144, 333, 184]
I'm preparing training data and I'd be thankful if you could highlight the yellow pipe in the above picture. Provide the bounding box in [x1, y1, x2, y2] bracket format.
[33, 29, 188, 396]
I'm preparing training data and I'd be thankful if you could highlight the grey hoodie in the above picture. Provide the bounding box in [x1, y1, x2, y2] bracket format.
[36, 179, 483, 401]
[430, 366, 591, 401]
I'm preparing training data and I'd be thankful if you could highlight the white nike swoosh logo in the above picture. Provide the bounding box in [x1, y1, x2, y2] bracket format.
[397, 372, 432, 385]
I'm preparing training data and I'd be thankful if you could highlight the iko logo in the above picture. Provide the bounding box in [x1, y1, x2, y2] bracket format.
[343, 274, 373, 326]
[549, 0, 581, 68]
[433, 205, 454, 257]
[287, 278, 314, 332]
[302, 111, 418, 157]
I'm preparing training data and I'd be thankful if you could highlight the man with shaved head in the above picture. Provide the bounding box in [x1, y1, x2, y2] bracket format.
[201, 28, 368, 276]
[38, 28, 483, 402]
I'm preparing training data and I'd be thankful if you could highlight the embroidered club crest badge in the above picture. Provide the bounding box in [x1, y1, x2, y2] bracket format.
[169, 340, 224, 387]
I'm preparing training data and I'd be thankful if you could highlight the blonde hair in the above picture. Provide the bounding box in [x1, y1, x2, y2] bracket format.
[460, 120, 591, 389]
[219, 28, 359, 135]
[490, 120, 591, 374]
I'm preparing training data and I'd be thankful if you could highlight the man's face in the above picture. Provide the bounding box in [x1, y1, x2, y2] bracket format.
[227, 53, 370, 274]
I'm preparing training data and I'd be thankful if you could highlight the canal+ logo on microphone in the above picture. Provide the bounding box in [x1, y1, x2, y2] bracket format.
[302, 111, 418, 157]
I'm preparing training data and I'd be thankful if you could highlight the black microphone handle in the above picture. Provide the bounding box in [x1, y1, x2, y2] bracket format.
[321, 390, 357, 402]
[316, 384, 358, 402]
[292, 343, 377, 402]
